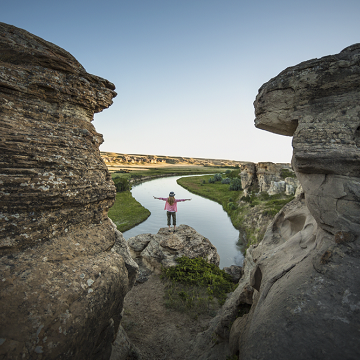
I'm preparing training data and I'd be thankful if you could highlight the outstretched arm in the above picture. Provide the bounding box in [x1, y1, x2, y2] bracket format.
[153, 196, 167, 200]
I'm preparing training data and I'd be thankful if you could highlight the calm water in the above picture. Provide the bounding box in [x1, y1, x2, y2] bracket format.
[123, 176, 245, 268]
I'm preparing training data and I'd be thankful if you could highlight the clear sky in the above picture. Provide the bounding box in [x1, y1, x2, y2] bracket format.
[2, 0, 360, 163]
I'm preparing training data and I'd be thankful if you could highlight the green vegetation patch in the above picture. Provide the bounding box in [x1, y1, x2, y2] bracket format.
[241, 192, 295, 214]
[108, 191, 151, 232]
[113, 176, 131, 192]
[161, 257, 237, 317]
[280, 168, 296, 179]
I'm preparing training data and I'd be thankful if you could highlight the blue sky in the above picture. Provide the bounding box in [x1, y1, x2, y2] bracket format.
[2, 0, 360, 162]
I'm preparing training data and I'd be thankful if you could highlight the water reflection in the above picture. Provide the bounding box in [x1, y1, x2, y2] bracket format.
[123, 176, 245, 268]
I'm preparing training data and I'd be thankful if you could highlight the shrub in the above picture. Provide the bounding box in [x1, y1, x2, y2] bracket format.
[221, 178, 231, 184]
[241, 195, 251, 203]
[208, 177, 215, 184]
[161, 256, 236, 305]
[226, 169, 241, 178]
[113, 177, 131, 192]
[228, 202, 237, 210]
[213, 173, 223, 182]
[229, 178, 242, 191]
[280, 168, 296, 179]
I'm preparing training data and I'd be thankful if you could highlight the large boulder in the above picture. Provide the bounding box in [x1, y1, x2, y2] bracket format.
[128, 225, 220, 273]
[0, 23, 138, 359]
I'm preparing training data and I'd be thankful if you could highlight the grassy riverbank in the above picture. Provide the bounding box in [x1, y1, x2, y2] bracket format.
[108, 191, 151, 232]
[177, 174, 243, 228]
[177, 174, 294, 248]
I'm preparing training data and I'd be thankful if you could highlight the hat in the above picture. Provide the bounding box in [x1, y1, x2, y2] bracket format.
[169, 191, 175, 197]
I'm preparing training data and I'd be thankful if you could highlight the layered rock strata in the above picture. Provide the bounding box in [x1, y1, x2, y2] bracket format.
[188, 44, 360, 360]
[0, 23, 137, 359]
[127, 225, 220, 273]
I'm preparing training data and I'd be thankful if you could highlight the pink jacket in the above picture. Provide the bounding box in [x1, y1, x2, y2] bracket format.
[158, 198, 187, 212]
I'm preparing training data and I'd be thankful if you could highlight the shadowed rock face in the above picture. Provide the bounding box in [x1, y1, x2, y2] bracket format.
[0, 23, 137, 359]
[234, 45, 360, 359]
[254, 43, 360, 236]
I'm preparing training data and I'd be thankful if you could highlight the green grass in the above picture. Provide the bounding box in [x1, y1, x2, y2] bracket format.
[108, 191, 151, 232]
[161, 257, 237, 318]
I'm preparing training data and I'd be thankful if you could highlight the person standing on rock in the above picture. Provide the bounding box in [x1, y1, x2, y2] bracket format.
[153, 192, 191, 232]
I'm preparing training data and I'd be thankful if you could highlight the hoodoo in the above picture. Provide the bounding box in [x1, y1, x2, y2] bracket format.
[0, 23, 137, 359]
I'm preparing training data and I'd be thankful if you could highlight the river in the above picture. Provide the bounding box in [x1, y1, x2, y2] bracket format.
[123, 175, 245, 268]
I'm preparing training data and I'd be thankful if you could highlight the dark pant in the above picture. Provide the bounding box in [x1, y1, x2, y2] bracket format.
[167, 211, 176, 226]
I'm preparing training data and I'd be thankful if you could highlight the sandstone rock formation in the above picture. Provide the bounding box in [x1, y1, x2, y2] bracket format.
[188, 44, 360, 360]
[127, 225, 220, 273]
[240, 162, 299, 196]
[0, 23, 138, 360]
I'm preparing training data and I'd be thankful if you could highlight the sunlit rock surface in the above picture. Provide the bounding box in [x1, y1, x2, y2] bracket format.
[0, 22, 137, 359]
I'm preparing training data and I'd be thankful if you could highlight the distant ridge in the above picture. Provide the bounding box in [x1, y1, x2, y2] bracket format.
[100, 151, 290, 168]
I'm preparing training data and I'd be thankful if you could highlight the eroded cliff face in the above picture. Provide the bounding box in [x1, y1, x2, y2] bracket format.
[237, 45, 360, 359]
[188, 44, 360, 360]
[0, 23, 137, 359]
[239, 162, 299, 196]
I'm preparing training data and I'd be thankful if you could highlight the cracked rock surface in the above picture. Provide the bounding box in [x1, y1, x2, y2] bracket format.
[0, 22, 137, 359]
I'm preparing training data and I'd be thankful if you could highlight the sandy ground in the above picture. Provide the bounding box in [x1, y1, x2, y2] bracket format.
[121, 274, 213, 360]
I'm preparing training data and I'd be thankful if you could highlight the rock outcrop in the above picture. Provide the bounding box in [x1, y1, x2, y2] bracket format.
[188, 44, 360, 360]
[240, 162, 299, 196]
[237, 44, 360, 360]
[0, 23, 138, 359]
[128, 225, 220, 273]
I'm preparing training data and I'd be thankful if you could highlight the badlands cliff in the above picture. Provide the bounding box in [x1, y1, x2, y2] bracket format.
[101, 152, 247, 167]
[189, 44, 360, 360]
[0, 23, 138, 359]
